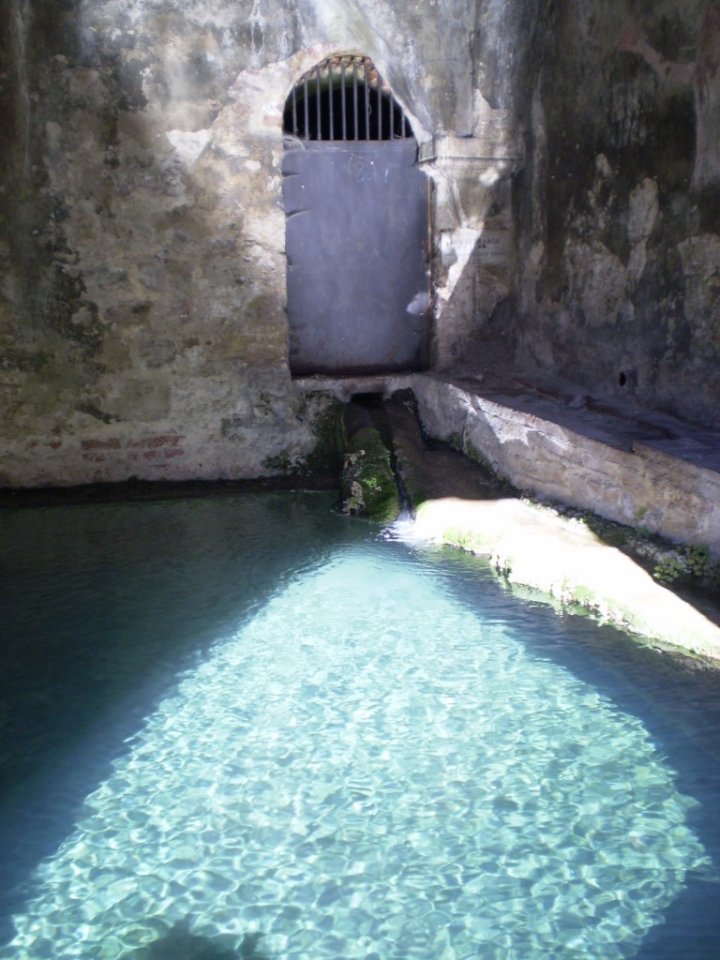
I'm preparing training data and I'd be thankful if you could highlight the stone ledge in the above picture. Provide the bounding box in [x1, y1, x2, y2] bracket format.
[411, 374, 720, 557]
[412, 496, 720, 661]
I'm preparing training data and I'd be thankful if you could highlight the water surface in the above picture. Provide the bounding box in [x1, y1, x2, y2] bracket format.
[0, 493, 718, 959]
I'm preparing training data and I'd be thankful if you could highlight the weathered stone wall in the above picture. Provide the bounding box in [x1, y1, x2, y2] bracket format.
[424, 0, 535, 372]
[5, 0, 714, 489]
[510, 0, 720, 429]
[0, 0, 517, 487]
[1, 0, 306, 485]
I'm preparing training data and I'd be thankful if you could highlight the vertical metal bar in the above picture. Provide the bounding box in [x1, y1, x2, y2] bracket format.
[315, 65, 321, 140]
[292, 83, 298, 137]
[303, 75, 309, 139]
[364, 60, 370, 140]
[388, 89, 395, 139]
[352, 59, 358, 141]
[377, 79, 382, 140]
[341, 61, 347, 141]
[328, 61, 334, 141]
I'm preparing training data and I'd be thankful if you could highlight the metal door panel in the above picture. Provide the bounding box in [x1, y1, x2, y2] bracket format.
[283, 139, 430, 375]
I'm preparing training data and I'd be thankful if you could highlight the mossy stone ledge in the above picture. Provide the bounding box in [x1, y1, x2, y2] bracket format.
[340, 425, 400, 523]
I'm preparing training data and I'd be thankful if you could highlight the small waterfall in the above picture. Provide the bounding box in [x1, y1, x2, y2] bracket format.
[340, 393, 424, 540]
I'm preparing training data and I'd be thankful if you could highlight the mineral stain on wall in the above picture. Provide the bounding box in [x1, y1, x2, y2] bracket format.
[511, 0, 720, 429]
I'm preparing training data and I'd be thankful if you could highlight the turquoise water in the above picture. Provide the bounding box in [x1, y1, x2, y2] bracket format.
[0, 493, 719, 959]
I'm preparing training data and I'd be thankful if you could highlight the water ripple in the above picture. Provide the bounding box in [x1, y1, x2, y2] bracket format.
[0, 545, 713, 959]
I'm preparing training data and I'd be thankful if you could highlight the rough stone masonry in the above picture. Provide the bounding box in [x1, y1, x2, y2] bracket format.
[0, 0, 718, 488]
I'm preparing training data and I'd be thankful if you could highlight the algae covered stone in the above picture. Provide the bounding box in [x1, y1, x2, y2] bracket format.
[340, 426, 399, 523]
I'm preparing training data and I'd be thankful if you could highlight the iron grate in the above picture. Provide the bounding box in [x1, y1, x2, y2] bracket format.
[283, 55, 413, 142]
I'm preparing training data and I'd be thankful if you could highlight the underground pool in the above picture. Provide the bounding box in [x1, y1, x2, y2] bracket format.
[0, 492, 719, 959]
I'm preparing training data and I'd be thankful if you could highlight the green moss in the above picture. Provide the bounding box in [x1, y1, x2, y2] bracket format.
[391, 439, 429, 511]
[576, 510, 630, 547]
[255, 394, 348, 479]
[653, 554, 686, 584]
[341, 426, 399, 523]
[564, 504, 720, 590]
[572, 584, 594, 604]
[685, 545, 712, 578]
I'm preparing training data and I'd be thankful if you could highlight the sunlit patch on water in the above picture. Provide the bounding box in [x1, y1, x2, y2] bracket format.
[0, 544, 712, 960]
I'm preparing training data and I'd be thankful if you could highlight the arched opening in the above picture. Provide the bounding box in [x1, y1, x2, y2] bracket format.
[282, 55, 413, 141]
[282, 55, 430, 377]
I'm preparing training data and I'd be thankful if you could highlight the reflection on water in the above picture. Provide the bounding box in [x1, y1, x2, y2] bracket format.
[0, 494, 719, 960]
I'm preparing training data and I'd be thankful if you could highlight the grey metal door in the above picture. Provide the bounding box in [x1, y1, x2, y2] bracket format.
[282, 64, 430, 376]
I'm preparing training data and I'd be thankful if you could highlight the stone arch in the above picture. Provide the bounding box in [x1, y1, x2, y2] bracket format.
[282, 53, 414, 142]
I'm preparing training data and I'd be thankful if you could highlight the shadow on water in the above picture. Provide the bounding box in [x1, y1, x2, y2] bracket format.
[0, 493, 354, 946]
[122, 919, 269, 960]
[426, 543, 720, 960]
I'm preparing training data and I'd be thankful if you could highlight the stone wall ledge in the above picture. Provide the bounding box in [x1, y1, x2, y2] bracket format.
[411, 373, 720, 558]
